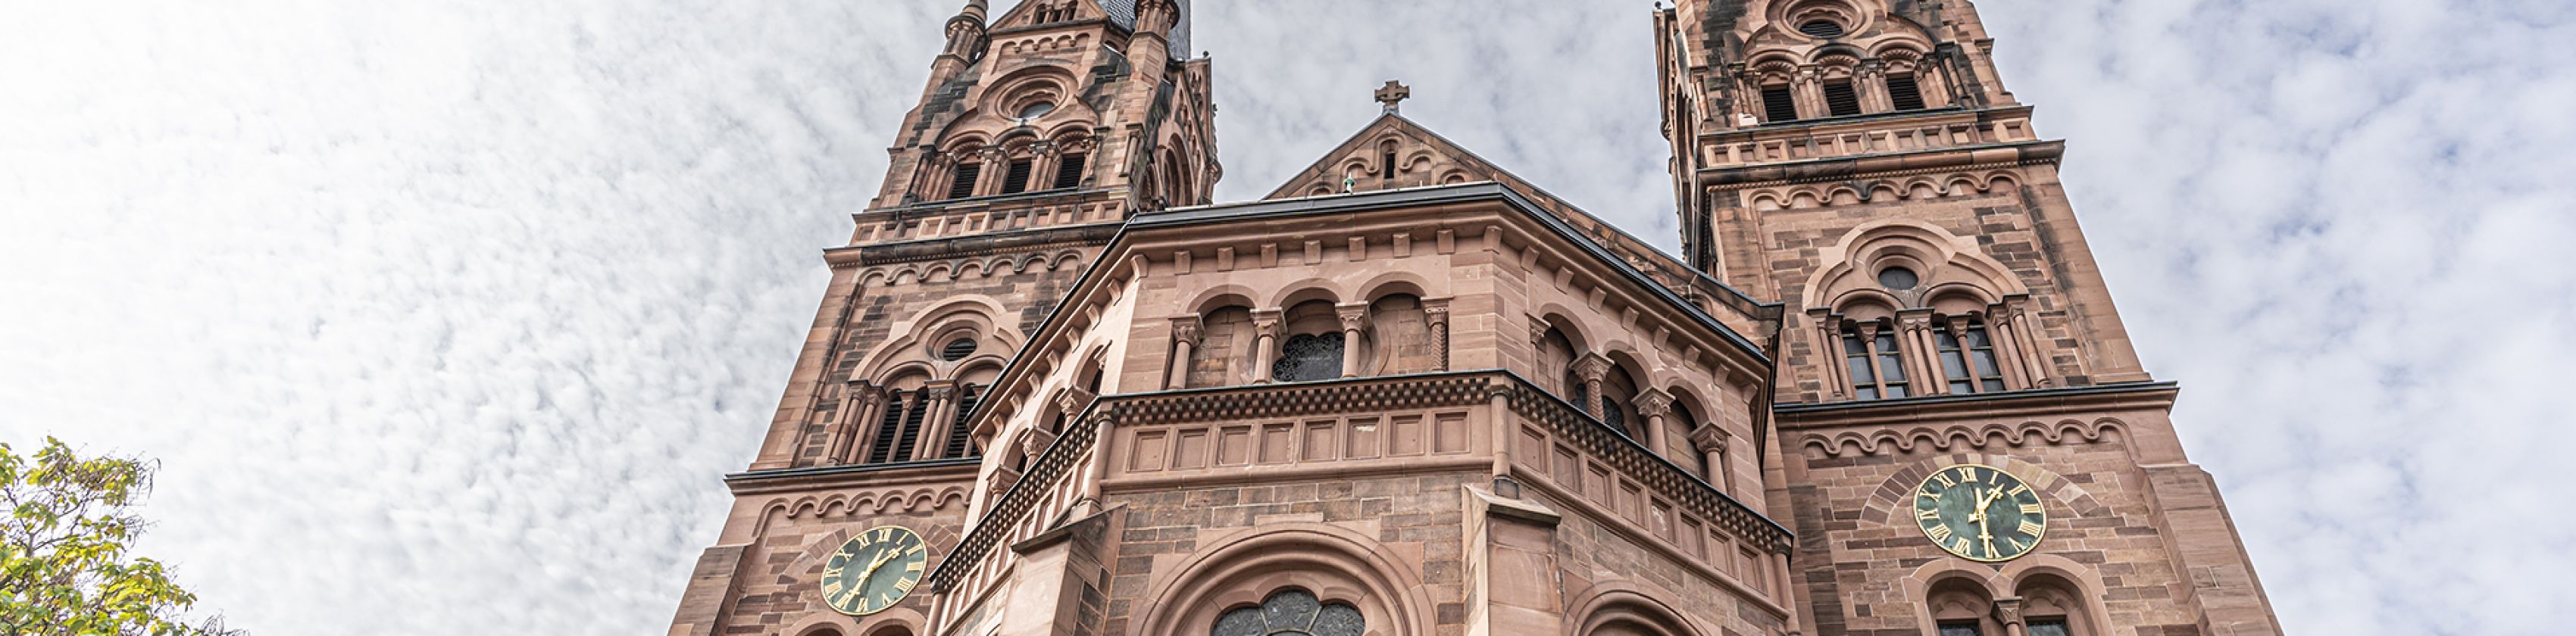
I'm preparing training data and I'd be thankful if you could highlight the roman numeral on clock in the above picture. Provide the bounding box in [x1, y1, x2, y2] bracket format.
[2019, 520, 2045, 536]
[1926, 523, 1954, 542]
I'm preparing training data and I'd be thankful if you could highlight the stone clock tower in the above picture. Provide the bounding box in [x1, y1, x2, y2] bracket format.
[667, 2, 2281, 636]
[1653, 1, 2283, 634]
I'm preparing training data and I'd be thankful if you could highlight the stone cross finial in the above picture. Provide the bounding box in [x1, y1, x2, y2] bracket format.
[1376, 80, 1411, 114]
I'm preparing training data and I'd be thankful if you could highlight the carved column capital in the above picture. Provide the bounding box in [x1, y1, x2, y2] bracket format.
[1423, 298, 1452, 327]
[1336, 304, 1371, 332]
[1572, 354, 1614, 383]
[1633, 388, 1676, 419]
[1993, 597, 2027, 627]
[1252, 310, 1283, 339]
[1170, 316, 1204, 344]
[1690, 424, 1733, 454]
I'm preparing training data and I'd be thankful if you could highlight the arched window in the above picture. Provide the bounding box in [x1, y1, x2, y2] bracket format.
[946, 161, 983, 200]
[1053, 151, 1089, 190]
[1272, 299, 1346, 382]
[1671, 400, 1710, 480]
[1190, 305, 1255, 388]
[1760, 84, 1799, 123]
[1211, 589, 1364, 636]
[1840, 319, 1910, 399]
[1887, 73, 1928, 111]
[1274, 332, 1344, 382]
[2015, 574, 2093, 636]
[868, 388, 931, 463]
[1537, 326, 1580, 397]
[943, 383, 983, 458]
[1934, 319, 2009, 394]
[1600, 364, 1640, 438]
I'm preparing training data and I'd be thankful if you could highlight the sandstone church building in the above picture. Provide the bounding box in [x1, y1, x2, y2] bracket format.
[666, 2, 2284, 635]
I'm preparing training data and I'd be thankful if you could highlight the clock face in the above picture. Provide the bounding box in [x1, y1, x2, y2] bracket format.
[819, 525, 929, 616]
[1912, 463, 2047, 563]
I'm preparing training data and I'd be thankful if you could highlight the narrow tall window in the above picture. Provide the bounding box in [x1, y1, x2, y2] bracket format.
[1842, 321, 1910, 399]
[1823, 81, 1862, 117]
[1382, 151, 1398, 181]
[1000, 158, 1034, 195]
[1887, 74, 1927, 111]
[867, 391, 910, 463]
[1936, 320, 2010, 394]
[1762, 86, 1799, 123]
[890, 392, 930, 461]
[943, 385, 980, 458]
[1052, 153, 1086, 190]
[946, 164, 982, 200]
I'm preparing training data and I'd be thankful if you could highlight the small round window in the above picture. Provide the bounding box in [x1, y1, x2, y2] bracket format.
[940, 338, 978, 361]
[1016, 101, 1056, 120]
[1877, 267, 1921, 290]
[1799, 20, 1846, 39]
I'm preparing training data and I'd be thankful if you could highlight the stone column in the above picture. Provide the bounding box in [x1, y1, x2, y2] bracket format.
[1167, 317, 1202, 390]
[829, 384, 883, 465]
[912, 385, 957, 462]
[1815, 313, 1849, 400]
[1691, 425, 1733, 494]
[2002, 298, 2051, 387]
[1993, 597, 2028, 636]
[1633, 389, 1675, 454]
[1985, 307, 2030, 390]
[1899, 311, 1945, 396]
[1854, 320, 1887, 395]
[1251, 310, 1282, 383]
[1572, 354, 1612, 418]
[1336, 303, 1370, 378]
[1424, 299, 1452, 372]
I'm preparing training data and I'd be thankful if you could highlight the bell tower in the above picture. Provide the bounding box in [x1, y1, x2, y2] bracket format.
[669, 2, 1215, 634]
[1655, 2, 2284, 636]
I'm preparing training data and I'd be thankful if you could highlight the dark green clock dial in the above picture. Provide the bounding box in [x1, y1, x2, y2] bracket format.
[1912, 463, 2046, 563]
[819, 525, 928, 616]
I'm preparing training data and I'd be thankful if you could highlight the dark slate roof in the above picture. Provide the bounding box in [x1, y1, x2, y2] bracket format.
[1098, 0, 1191, 59]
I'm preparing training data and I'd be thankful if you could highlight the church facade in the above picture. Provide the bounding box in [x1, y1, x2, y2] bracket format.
[665, 2, 2284, 636]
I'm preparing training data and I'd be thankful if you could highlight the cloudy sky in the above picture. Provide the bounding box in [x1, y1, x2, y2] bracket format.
[2, 0, 2569, 634]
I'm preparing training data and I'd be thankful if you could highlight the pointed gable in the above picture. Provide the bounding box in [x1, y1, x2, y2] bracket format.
[1269, 114, 1779, 335]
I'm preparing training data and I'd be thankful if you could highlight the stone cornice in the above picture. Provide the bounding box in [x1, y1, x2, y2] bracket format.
[724, 457, 981, 496]
[823, 223, 1121, 268]
[1698, 139, 2065, 188]
[1773, 382, 2179, 430]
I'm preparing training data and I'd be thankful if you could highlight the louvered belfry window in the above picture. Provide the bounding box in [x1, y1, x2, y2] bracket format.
[1000, 158, 1034, 195]
[1824, 81, 1862, 117]
[1762, 86, 1799, 123]
[1799, 20, 1846, 38]
[1052, 153, 1086, 190]
[940, 338, 977, 361]
[1887, 74, 1927, 111]
[946, 164, 981, 200]
[943, 384, 980, 458]
[867, 391, 911, 463]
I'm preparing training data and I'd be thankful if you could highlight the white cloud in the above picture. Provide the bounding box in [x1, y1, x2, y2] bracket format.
[0, 1, 2567, 634]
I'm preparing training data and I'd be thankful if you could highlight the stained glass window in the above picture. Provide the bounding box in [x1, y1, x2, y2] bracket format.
[1273, 332, 1344, 382]
[1937, 622, 1982, 636]
[2027, 619, 2071, 636]
[1211, 589, 1363, 636]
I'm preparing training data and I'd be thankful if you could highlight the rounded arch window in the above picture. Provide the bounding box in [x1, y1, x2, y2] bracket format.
[1877, 266, 1921, 290]
[941, 338, 979, 361]
[1211, 589, 1363, 636]
[1799, 20, 1846, 38]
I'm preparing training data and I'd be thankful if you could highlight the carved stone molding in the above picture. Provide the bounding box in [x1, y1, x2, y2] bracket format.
[1690, 424, 1733, 454]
